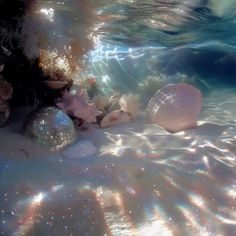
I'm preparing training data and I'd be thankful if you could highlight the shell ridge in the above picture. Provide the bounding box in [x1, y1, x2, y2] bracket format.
[146, 83, 202, 133]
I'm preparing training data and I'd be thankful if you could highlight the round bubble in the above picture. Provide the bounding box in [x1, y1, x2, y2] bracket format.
[24, 106, 76, 150]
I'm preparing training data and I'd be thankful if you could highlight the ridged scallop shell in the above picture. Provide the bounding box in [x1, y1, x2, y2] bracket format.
[146, 83, 202, 133]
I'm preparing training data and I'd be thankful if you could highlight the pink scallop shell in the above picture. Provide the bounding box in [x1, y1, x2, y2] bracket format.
[146, 83, 202, 133]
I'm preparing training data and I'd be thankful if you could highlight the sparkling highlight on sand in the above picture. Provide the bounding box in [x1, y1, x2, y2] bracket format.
[0, 89, 236, 235]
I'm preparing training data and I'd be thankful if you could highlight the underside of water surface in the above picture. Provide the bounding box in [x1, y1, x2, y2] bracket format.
[0, 1, 236, 236]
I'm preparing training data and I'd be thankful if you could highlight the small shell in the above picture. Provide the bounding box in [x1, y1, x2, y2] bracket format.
[43, 80, 68, 89]
[100, 110, 132, 128]
[119, 94, 141, 119]
[146, 83, 202, 133]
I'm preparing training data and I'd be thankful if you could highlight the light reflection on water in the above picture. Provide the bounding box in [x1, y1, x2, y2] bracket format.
[93, 0, 236, 47]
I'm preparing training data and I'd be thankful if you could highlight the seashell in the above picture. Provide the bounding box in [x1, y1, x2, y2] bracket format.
[56, 89, 101, 123]
[146, 83, 202, 133]
[107, 92, 121, 112]
[63, 140, 97, 159]
[43, 80, 68, 89]
[100, 110, 132, 128]
[119, 94, 141, 119]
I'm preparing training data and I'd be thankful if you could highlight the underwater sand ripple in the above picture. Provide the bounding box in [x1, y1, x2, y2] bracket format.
[0, 89, 236, 235]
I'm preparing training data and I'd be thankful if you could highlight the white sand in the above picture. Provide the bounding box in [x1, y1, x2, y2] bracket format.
[0, 88, 236, 235]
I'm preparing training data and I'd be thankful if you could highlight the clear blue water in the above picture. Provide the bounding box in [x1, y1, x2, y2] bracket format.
[1, 1, 236, 235]
[85, 0, 236, 95]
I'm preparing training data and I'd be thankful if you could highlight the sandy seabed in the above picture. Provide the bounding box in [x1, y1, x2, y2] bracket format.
[0, 88, 236, 236]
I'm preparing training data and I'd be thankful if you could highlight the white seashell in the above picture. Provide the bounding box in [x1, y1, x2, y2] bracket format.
[63, 140, 97, 159]
[100, 110, 132, 128]
[146, 83, 202, 133]
[119, 94, 141, 119]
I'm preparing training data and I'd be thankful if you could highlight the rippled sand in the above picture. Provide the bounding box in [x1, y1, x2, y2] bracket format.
[0, 88, 236, 236]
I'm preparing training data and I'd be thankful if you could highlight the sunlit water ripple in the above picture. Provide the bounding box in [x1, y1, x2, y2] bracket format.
[94, 0, 236, 47]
